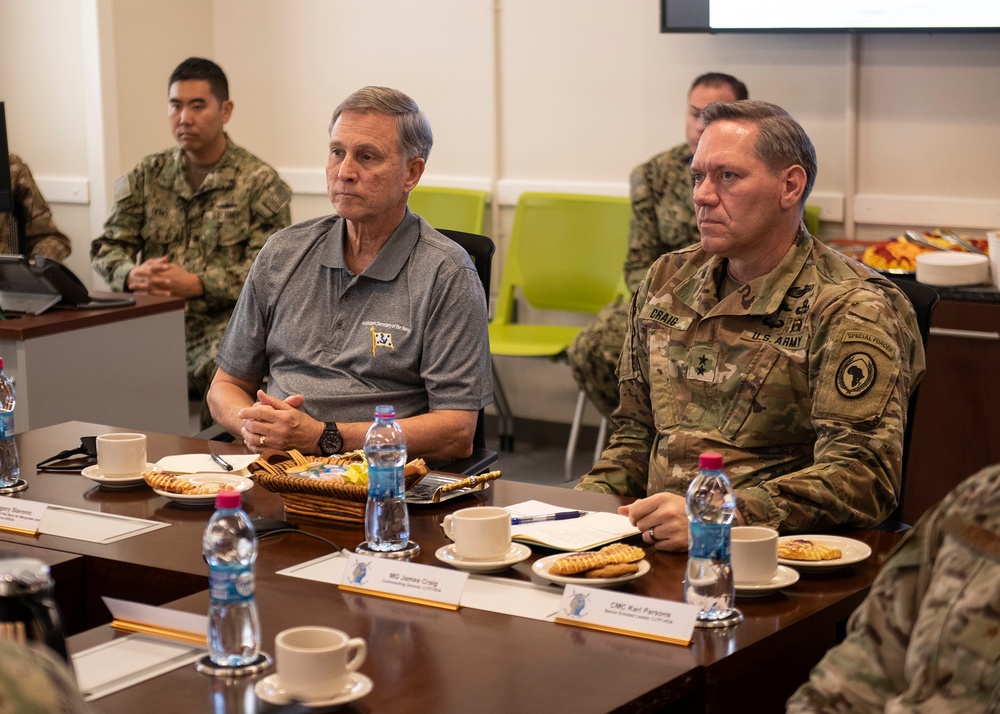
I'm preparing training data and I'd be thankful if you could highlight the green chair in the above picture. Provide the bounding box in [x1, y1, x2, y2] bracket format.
[488, 192, 631, 480]
[408, 186, 488, 234]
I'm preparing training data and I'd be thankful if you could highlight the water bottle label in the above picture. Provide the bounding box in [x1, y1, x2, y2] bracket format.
[0, 412, 12, 439]
[208, 564, 254, 603]
[367, 464, 402, 498]
[689, 522, 730, 561]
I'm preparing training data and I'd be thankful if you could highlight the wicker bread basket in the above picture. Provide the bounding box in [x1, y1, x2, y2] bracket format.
[248, 449, 429, 525]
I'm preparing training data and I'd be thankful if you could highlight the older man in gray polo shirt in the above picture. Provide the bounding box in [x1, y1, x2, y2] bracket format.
[207, 86, 491, 460]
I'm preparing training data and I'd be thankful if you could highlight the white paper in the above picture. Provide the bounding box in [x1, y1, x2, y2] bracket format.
[72, 634, 205, 702]
[556, 585, 700, 645]
[0, 497, 47, 533]
[279, 552, 563, 622]
[340, 553, 467, 607]
[102, 597, 208, 639]
[508, 501, 640, 552]
[38, 504, 169, 544]
[155, 453, 258, 475]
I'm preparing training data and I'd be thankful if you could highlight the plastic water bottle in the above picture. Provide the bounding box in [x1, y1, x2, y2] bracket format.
[364, 405, 410, 551]
[684, 452, 736, 621]
[203, 491, 261, 666]
[0, 357, 19, 488]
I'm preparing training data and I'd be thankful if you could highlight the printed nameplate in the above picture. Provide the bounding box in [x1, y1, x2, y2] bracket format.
[338, 553, 466, 610]
[554, 585, 700, 646]
[0, 498, 47, 536]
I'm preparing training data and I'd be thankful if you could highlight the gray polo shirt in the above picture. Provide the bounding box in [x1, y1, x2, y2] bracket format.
[216, 210, 492, 423]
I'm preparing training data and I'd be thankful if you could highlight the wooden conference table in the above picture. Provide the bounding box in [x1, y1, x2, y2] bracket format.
[1, 422, 904, 714]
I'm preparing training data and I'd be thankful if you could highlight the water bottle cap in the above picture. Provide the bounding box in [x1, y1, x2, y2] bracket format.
[699, 452, 724, 470]
[373, 404, 395, 419]
[215, 490, 242, 509]
[0, 357, 4, 370]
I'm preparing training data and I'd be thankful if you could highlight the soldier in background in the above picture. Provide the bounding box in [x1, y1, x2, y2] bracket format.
[2, 153, 72, 260]
[787, 463, 1000, 712]
[567, 73, 748, 420]
[0, 639, 88, 714]
[91, 57, 291, 426]
[577, 101, 924, 550]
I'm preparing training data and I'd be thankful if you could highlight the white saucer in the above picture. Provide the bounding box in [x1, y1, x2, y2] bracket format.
[735, 565, 800, 598]
[254, 672, 373, 708]
[777, 535, 873, 572]
[435, 543, 532, 573]
[81, 463, 152, 489]
[532, 554, 651, 588]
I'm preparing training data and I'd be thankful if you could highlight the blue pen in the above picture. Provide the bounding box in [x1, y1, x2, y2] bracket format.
[510, 510, 590, 525]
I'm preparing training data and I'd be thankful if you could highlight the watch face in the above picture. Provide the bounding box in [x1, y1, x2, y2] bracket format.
[321, 427, 342, 455]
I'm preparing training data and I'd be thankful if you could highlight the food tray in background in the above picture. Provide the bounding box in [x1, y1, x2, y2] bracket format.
[406, 471, 494, 505]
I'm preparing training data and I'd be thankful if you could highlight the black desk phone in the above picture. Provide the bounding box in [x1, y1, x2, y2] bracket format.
[0, 255, 134, 314]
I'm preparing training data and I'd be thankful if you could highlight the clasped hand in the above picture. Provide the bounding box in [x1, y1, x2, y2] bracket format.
[618, 492, 690, 552]
[126, 256, 204, 298]
[238, 391, 317, 454]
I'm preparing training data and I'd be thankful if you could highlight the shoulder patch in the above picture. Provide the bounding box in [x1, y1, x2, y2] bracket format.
[113, 175, 132, 202]
[835, 352, 877, 398]
[259, 182, 291, 216]
[843, 330, 897, 360]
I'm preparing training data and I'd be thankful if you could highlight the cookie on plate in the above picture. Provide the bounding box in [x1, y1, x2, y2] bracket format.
[778, 538, 842, 561]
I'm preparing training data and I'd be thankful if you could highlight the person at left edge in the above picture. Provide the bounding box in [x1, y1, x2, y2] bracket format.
[207, 86, 491, 460]
[90, 57, 292, 425]
[2, 153, 73, 260]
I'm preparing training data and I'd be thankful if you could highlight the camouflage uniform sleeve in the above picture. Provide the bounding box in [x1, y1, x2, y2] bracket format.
[90, 165, 148, 291]
[9, 154, 72, 261]
[736, 288, 916, 531]
[787, 464, 1000, 712]
[576, 271, 655, 497]
[198, 167, 291, 306]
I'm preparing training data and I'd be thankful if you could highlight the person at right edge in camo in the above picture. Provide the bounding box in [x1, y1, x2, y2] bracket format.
[576, 100, 925, 550]
[787, 462, 1000, 712]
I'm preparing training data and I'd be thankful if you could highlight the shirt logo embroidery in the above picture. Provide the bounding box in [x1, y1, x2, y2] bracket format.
[843, 330, 897, 360]
[371, 328, 394, 356]
[742, 330, 807, 350]
[836, 352, 876, 398]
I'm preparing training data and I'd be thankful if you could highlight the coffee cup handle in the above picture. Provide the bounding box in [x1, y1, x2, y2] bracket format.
[443, 514, 454, 540]
[346, 637, 367, 672]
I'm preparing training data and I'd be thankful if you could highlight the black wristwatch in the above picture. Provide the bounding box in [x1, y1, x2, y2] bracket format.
[318, 422, 343, 456]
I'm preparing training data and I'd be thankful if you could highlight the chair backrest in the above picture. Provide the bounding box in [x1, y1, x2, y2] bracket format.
[440, 229, 495, 451]
[409, 186, 488, 235]
[884, 276, 939, 524]
[493, 192, 631, 326]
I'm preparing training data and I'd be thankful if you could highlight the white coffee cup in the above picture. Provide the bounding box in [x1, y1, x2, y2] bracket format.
[442, 506, 511, 561]
[96, 433, 147, 477]
[730, 526, 779, 585]
[275, 626, 367, 701]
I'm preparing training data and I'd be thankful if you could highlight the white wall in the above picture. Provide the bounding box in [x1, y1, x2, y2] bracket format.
[2, 0, 999, 427]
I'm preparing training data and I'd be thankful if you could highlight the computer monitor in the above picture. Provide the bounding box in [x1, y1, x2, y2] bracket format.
[0, 103, 11, 213]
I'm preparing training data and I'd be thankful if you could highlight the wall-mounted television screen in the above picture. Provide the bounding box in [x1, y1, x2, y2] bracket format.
[661, 0, 1000, 32]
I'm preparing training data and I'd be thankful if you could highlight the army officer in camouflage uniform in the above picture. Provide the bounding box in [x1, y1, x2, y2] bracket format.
[567, 73, 748, 420]
[787, 463, 1000, 712]
[577, 100, 925, 550]
[91, 57, 291, 421]
[3, 153, 72, 260]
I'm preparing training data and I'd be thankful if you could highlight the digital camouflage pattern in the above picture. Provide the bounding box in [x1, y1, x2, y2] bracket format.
[2, 153, 72, 261]
[577, 230, 925, 532]
[787, 463, 1000, 712]
[568, 143, 699, 419]
[90, 136, 291, 401]
[0, 640, 88, 713]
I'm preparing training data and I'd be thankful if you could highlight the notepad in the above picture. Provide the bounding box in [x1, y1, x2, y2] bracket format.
[508, 501, 640, 552]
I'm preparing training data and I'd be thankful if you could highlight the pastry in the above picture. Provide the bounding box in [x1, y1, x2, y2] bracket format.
[778, 539, 842, 561]
[143, 470, 194, 494]
[584, 562, 640, 578]
[549, 543, 646, 576]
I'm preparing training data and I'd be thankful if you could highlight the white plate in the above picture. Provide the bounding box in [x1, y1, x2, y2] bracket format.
[154, 453, 257, 476]
[152, 473, 253, 506]
[735, 564, 800, 598]
[254, 671, 372, 708]
[532, 553, 650, 588]
[777, 535, 872, 571]
[435, 543, 532, 573]
[81, 463, 153, 489]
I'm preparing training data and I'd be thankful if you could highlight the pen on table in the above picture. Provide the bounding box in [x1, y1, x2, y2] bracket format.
[210, 453, 234, 471]
[510, 510, 590, 525]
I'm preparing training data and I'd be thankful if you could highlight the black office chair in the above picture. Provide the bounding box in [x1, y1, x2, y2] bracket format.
[199, 229, 499, 476]
[878, 276, 939, 531]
